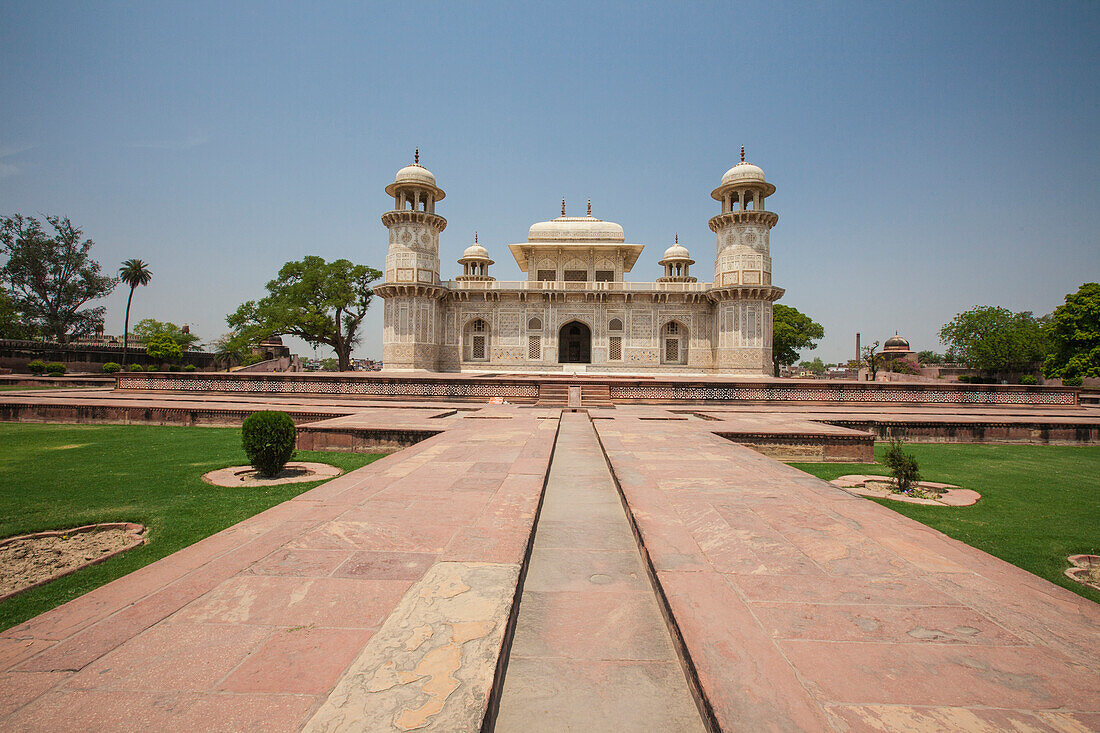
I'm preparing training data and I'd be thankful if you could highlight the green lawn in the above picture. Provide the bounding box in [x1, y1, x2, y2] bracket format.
[0, 423, 383, 631]
[790, 443, 1100, 604]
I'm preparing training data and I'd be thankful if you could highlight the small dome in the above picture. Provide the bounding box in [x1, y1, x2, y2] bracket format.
[721, 161, 767, 187]
[662, 243, 691, 260]
[394, 163, 436, 188]
[884, 333, 910, 351]
[461, 243, 490, 260]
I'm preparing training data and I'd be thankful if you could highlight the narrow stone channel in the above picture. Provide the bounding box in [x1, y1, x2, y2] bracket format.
[495, 411, 706, 731]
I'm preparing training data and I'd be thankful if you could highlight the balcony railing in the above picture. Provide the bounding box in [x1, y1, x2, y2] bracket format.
[442, 280, 713, 292]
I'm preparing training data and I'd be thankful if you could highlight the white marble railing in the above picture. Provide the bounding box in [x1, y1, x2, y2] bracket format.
[442, 280, 713, 292]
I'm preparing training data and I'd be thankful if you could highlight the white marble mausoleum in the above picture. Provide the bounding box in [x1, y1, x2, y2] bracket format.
[374, 148, 785, 375]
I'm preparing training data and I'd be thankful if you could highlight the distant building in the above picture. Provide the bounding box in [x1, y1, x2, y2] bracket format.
[376, 148, 785, 375]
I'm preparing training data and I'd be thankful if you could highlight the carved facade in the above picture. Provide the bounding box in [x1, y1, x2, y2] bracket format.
[375, 149, 785, 375]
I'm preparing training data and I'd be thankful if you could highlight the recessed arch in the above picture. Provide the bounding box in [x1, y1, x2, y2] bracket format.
[661, 319, 688, 365]
[557, 320, 591, 364]
[464, 318, 490, 362]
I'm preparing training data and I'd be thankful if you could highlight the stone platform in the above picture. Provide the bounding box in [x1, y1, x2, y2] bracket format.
[1, 398, 1098, 731]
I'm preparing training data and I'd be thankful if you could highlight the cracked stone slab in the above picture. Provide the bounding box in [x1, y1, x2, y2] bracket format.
[303, 561, 520, 733]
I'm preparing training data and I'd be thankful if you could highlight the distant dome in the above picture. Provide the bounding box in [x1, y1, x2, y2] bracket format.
[393, 163, 436, 188]
[721, 161, 768, 187]
[662, 243, 691, 261]
[461, 243, 490, 260]
[528, 215, 625, 243]
[259, 335, 283, 347]
[884, 333, 911, 351]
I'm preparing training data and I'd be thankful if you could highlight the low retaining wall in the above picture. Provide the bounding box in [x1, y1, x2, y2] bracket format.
[826, 420, 1100, 445]
[0, 402, 338, 427]
[114, 372, 1078, 407]
[296, 426, 441, 453]
[716, 432, 874, 462]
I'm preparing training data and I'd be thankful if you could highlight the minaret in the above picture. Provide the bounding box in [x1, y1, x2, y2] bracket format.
[374, 150, 448, 370]
[708, 147, 785, 374]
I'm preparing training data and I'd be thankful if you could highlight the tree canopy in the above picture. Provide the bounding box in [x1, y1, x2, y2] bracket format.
[132, 318, 200, 350]
[772, 304, 825, 376]
[227, 256, 382, 371]
[145, 332, 182, 364]
[938, 306, 1047, 374]
[119, 259, 153, 365]
[0, 215, 116, 341]
[1043, 282, 1100, 379]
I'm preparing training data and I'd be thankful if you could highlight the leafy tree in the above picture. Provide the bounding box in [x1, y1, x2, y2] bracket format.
[0, 288, 34, 339]
[1043, 282, 1100, 379]
[918, 350, 944, 364]
[320, 357, 340, 372]
[227, 256, 382, 372]
[211, 332, 249, 371]
[118, 259, 152, 365]
[939, 306, 1048, 374]
[862, 341, 881, 381]
[145, 332, 182, 364]
[132, 318, 200, 350]
[772, 304, 825, 376]
[0, 215, 116, 341]
[798, 357, 827, 375]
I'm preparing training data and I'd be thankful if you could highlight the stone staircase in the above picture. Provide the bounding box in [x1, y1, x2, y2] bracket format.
[535, 382, 614, 407]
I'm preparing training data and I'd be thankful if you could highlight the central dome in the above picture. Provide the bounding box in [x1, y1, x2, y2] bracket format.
[528, 215, 625, 243]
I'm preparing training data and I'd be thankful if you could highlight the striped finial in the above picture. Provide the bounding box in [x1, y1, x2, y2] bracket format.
[740, 145, 745, 163]
[414, 148, 420, 164]
[561, 198, 566, 216]
[587, 199, 592, 216]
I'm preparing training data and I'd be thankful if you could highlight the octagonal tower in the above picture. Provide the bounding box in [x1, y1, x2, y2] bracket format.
[708, 147, 785, 374]
[374, 150, 448, 370]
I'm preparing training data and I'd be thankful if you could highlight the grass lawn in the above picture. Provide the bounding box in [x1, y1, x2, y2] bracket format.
[790, 443, 1100, 604]
[0, 423, 383, 631]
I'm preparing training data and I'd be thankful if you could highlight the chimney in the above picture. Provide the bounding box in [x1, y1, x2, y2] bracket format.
[855, 332, 861, 364]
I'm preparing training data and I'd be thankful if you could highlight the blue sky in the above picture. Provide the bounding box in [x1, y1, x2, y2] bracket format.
[2, 1, 1097, 363]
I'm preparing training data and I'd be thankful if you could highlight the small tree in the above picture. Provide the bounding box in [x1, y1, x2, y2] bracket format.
[132, 318, 200, 350]
[241, 411, 297, 477]
[883, 438, 922, 494]
[772, 304, 825, 376]
[0, 215, 117, 341]
[118, 259, 152, 365]
[145, 332, 182, 365]
[862, 341, 881, 381]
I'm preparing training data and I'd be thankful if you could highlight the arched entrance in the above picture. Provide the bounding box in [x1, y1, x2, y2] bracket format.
[558, 321, 591, 364]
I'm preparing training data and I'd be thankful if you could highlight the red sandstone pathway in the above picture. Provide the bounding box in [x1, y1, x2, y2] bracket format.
[1, 404, 1098, 732]
[595, 414, 1100, 732]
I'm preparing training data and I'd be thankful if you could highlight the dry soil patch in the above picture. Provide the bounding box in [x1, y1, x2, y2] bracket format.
[0, 523, 146, 601]
[202, 461, 342, 487]
[830, 475, 980, 506]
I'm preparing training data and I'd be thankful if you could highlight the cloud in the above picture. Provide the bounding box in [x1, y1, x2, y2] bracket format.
[127, 134, 210, 151]
[0, 162, 19, 178]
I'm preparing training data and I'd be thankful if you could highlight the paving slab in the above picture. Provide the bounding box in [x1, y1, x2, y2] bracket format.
[595, 413, 1100, 732]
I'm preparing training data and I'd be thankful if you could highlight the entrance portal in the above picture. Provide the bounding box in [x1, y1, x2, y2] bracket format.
[558, 321, 591, 364]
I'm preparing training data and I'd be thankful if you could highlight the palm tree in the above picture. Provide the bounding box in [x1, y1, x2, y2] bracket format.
[118, 259, 152, 365]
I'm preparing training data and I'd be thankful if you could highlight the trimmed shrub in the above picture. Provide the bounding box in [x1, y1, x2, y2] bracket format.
[956, 375, 971, 383]
[242, 411, 297, 477]
[146, 364, 159, 372]
[27, 359, 46, 375]
[45, 362, 66, 376]
[1063, 375, 1084, 387]
[102, 362, 122, 374]
[1018, 374, 1038, 385]
[129, 363, 145, 372]
[183, 364, 197, 372]
[884, 437, 921, 494]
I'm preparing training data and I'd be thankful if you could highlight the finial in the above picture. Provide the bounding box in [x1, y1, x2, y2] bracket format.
[561, 198, 566, 216]
[675, 234, 679, 244]
[587, 199, 592, 216]
[414, 148, 420, 165]
[474, 231, 478, 244]
[740, 145, 745, 163]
